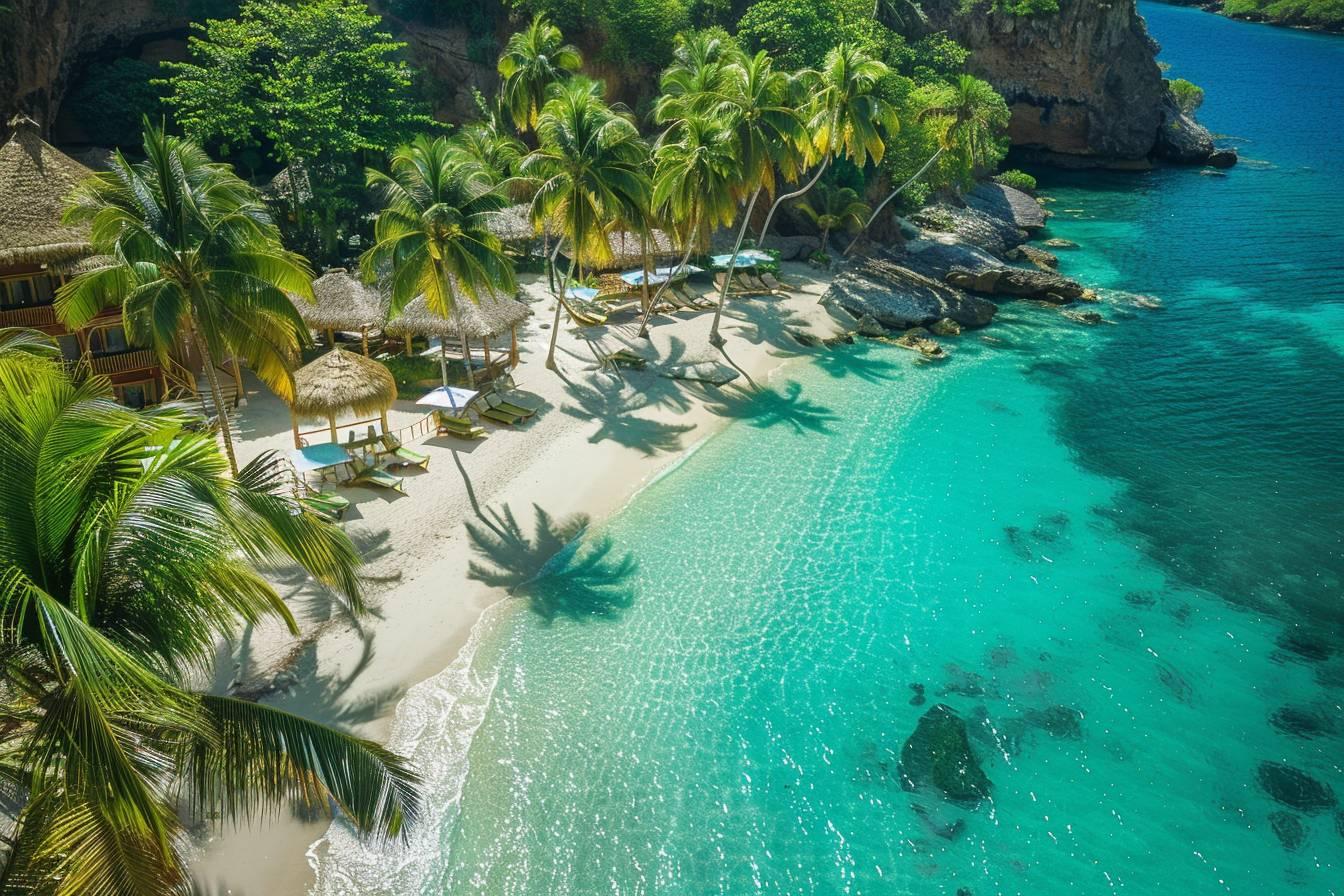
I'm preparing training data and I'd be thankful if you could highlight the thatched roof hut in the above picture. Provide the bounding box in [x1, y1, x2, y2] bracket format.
[385, 284, 531, 382]
[0, 115, 94, 268]
[291, 269, 384, 352]
[289, 347, 398, 444]
[555, 228, 679, 272]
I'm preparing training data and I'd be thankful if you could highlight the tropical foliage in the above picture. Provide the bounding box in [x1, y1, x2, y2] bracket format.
[56, 123, 314, 475]
[1168, 77, 1206, 115]
[794, 181, 870, 251]
[0, 345, 419, 895]
[497, 13, 583, 133]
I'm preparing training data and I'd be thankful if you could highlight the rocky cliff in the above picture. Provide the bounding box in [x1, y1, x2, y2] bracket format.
[918, 0, 1219, 167]
[0, 0, 189, 137]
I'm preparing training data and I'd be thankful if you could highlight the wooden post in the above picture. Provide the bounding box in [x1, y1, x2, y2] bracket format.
[482, 337, 492, 367]
[379, 409, 389, 435]
[509, 326, 519, 367]
[361, 326, 369, 356]
[291, 412, 302, 449]
[327, 413, 338, 444]
[403, 333, 414, 357]
[326, 328, 335, 348]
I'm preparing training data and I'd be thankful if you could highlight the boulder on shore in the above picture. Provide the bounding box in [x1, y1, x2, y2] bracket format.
[912, 203, 1028, 257]
[899, 703, 993, 806]
[1257, 761, 1337, 814]
[1007, 245, 1060, 270]
[968, 182, 1048, 231]
[945, 266, 1086, 303]
[826, 252, 997, 332]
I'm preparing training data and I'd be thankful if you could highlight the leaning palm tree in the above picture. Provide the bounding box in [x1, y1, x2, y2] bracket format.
[844, 74, 1008, 256]
[519, 78, 650, 369]
[452, 120, 526, 187]
[497, 13, 583, 134]
[56, 122, 313, 475]
[634, 115, 740, 338]
[756, 43, 899, 244]
[796, 181, 870, 253]
[362, 135, 516, 388]
[652, 29, 740, 125]
[0, 360, 418, 895]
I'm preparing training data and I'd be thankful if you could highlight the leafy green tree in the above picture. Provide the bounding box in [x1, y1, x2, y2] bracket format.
[362, 136, 517, 387]
[796, 181, 869, 251]
[1168, 77, 1205, 115]
[757, 43, 899, 245]
[57, 123, 314, 476]
[519, 78, 650, 369]
[497, 13, 583, 133]
[635, 114, 740, 337]
[64, 58, 166, 148]
[163, 0, 431, 260]
[736, 0, 847, 69]
[0, 354, 417, 896]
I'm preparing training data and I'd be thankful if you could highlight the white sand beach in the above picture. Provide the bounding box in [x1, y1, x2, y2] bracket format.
[190, 263, 851, 894]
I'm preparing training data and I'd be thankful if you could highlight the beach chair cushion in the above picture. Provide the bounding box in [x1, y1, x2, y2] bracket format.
[381, 434, 430, 468]
[351, 455, 405, 492]
[301, 491, 349, 521]
[435, 411, 488, 439]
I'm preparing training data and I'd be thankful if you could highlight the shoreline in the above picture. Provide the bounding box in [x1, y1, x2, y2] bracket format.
[190, 263, 856, 894]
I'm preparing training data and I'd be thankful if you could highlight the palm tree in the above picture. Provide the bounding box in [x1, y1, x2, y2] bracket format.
[699, 51, 807, 346]
[519, 78, 650, 370]
[452, 120, 526, 186]
[634, 115, 740, 338]
[362, 135, 516, 388]
[844, 74, 1008, 256]
[497, 13, 583, 134]
[756, 43, 899, 244]
[0, 359, 418, 895]
[652, 30, 740, 125]
[795, 181, 870, 253]
[56, 123, 313, 475]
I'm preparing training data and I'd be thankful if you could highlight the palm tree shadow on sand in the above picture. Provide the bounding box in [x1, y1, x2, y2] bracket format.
[701, 380, 839, 434]
[466, 503, 638, 623]
[815, 343, 902, 384]
[561, 380, 695, 455]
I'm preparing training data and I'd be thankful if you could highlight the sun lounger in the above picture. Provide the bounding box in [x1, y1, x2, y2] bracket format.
[488, 383, 544, 414]
[469, 393, 526, 426]
[350, 454, 405, 492]
[479, 391, 534, 422]
[599, 348, 648, 371]
[301, 489, 350, 521]
[435, 410, 488, 439]
[380, 433, 430, 469]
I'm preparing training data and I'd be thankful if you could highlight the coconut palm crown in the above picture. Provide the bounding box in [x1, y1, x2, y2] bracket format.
[497, 13, 583, 133]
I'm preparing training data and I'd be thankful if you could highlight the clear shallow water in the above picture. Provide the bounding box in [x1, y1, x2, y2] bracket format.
[314, 5, 1344, 894]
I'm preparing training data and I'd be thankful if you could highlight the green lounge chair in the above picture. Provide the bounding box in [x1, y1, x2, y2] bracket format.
[469, 393, 525, 426]
[435, 410, 487, 440]
[350, 454, 405, 492]
[479, 391, 532, 422]
[380, 433, 430, 469]
[301, 490, 350, 521]
[489, 382, 544, 414]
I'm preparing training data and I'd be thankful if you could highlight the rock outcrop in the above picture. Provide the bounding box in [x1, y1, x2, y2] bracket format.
[916, 0, 1229, 167]
[899, 703, 992, 805]
[967, 182, 1047, 232]
[946, 266, 1086, 304]
[825, 252, 997, 332]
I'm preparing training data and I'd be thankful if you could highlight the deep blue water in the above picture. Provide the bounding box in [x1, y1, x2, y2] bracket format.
[314, 5, 1344, 893]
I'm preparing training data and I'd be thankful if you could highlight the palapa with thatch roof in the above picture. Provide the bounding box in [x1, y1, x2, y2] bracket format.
[554, 228, 679, 273]
[289, 346, 398, 446]
[291, 268, 384, 354]
[0, 115, 93, 268]
[385, 282, 531, 383]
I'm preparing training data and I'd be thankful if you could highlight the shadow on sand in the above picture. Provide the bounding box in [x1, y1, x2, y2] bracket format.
[701, 380, 839, 434]
[465, 503, 637, 623]
[561, 380, 695, 455]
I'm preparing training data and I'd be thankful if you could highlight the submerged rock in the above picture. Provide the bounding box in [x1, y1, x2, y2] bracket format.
[1022, 705, 1085, 739]
[1062, 309, 1105, 325]
[930, 318, 963, 337]
[894, 328, 947, 359]
[826, 251, 997, 331]
[899, 704, 993, 805]
[1007, 245, 1060, 270]
[1257, 761, 1337, 814]
[1043, 238, 1079, 250]
[945, 266, 1086, 303]
[1155, 660, 1194, 704]
[1269, 811, 1307, 851]
[1124, 590, 1159, 608]
[1271, 706, 1336, 739]
[1276, 627, 1333, 663]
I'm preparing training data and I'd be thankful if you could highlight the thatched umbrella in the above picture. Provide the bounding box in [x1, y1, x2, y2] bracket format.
[556, 228, 678, 274]
[0, 115, 94, 268]
[288, 347, 397, 447]
[291, 268, 383, 354]
[385, 286, 530, 387]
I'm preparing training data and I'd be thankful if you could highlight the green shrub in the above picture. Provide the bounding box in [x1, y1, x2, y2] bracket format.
[64, 58, 165, 147]
[1168, 78, 1205, 115]
[994, 169, 1037, 193]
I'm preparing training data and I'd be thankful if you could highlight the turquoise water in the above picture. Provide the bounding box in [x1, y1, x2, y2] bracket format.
[315, 5, 1344, 894]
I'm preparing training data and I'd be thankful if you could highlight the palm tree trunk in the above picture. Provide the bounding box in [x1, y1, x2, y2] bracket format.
[820, 223, 832, 253]
[843, 147, 945, 258]
[757, 157, 829, 247]
[190, 325, 239, 475]
[708, 186, 763, 347]
[636, 212, 701, 339]
[545, 256, 578, 370]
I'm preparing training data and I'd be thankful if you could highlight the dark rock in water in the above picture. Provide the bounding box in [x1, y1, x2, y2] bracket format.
[1153, 95, 1216, 164]
[899, 704, 993, 805]
[1257, 761, 1337, 814]
[1276, 627, 1333, 663]
[1124, 590, 1158, 608]
[946, 266, 1086, 303]
[1208, 148, 1239, 169]
[940, 663, 1002, 699]
[894, 328, 947, 359]
[1062, 309, 1105, 325]
[956, 889, 973, 896]
[1023, 705, 1084, 739]
[967, 182, 1048, 231]
[1043, 238, 1079, 249]
[1269, 811, 1307, 851]
[1003, 526, 1035, 561]
[930, 318, 963, 337]
[826, 251, 997, 331]
[1031, 512, 1070, 543]
[912, 802, 966, 840]
[986, 644, 1017, 668]
[1155, 660, 1194, 704]
[1007, 244, 1060, 270]
[1336, 810, 1344, 841]
[910, 682, 927, 706]
[1269, 706, 1335, 739]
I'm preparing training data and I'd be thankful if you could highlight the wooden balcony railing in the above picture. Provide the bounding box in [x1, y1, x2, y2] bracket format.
[84, 349, 159, 378]
[0, 304, 57, 328]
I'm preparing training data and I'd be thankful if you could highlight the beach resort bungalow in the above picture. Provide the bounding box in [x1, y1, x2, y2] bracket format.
[0, 115, 180, 407]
